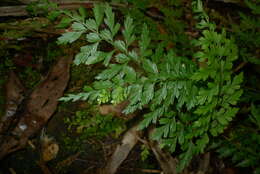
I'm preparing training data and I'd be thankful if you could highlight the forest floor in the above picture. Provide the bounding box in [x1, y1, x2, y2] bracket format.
[0, 0, 259, 174]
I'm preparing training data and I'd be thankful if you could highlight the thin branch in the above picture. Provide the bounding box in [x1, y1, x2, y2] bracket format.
[233, 61, 247, 73]
[119, 167, 162, 173]
[0, 1, 128, 17]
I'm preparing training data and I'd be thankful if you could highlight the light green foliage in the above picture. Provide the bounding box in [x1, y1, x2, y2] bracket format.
[64, 108, 126, 139]
[141, 145, 150, 161]
[58, 1, 243, 172]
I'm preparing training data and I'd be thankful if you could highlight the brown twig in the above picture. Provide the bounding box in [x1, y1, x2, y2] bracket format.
[0, 1, 128, 17]
[119, 167, 162, 173]
[233, 62, 247, 73]
[37, 160, 53, 174]
[28, 140, 36, 149]
[9, 168, 16, 174]
[56, 152, 81, 169]
[196, 152, 210, 174]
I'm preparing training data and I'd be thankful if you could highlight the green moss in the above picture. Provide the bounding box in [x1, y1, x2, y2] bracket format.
[64, 105, 126, 140]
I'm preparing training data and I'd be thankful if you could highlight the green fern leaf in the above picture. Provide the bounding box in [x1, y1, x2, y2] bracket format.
[141, 82, 154, 105]
[72, 22, 86, 31]
[115, 53, 129, 63]
[100, 29, 113, 41]
[104, 5, 115, 31]
[123, 66, 136, 83]
[93, 80, 113, 90]
[139, 24, 151, 57]
[86, 33, 101, 43]
[57, 31, 83, 44]
[143, 59, 158, 74]
[85, 19, 98, 31]
[96, 64, 122, 80]
[103, 50, 115, 66]
[123, 16, 135, 46]
[138, 107, 165, 130]
[93, 4, 104, 27]
[152, 84, 167, 106]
